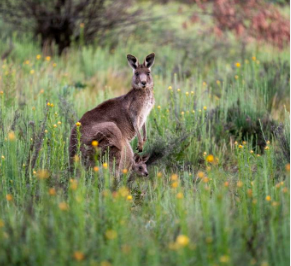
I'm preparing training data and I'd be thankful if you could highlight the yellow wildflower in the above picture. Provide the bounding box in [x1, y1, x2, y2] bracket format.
[75, 122, 81, 127]
[49, 188, 56, 196]
[206, 154, 214, 163]
[36, 169, 50, 179]
[157, 172, 162, 178]
[74, 155, 79, 162]
[127, 195, 133, 201]
[45, 56, 51, 61]
[118, 186, 129, 197]
[202, 177, 209, 183]
[171, 181, 179, 188]
[73, 251, 84, 261]
[171, 174, 178, 181]
[224, 181, 229, 187]
[91, 140, 98, 147]
[265, 195, 271, 201]
[70, 179, 78, 190]
[272, 201, 279, 207]
[176, 192, 184, 199]
[30, 70, 35, 75]
[93, 166, 99, 172]
[8, 131, 16, 141]
[36, 54, 41, 60]
[176, 235, 190, 247]
[235, 62, 241, 68]
[282, 187, 288, 193]
[220, 255, 230, 263]
[59, 202, 69, 211]
[168, 86, 172, 90]
[237, 181, 243, 188]
[252, 56, 256, 61]
[105, 229, 117, 240]
[6, 194, 13, 201]
[103, 163, 108, 169]
[197, 171, 205, 178]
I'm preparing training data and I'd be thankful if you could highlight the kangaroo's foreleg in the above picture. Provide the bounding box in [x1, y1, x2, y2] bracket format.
[130, 114, 143, 152]
[142, 123, 147, 143]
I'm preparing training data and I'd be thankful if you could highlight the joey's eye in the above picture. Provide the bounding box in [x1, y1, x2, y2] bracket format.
[147, 72, 150, 76]
[135, 72, 139, 77]
[139, 166, 143, 170]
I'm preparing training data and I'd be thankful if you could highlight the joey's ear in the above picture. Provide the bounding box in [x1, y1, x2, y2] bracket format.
[143, 53, 155, 69]
[142, 154, 150, 163]
[134, 153, 141, 163]
[127, 54, 139, 70]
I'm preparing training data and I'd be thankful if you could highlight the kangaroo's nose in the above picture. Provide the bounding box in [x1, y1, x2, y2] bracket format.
[145, 172, 149, 176]
[141, 81, 146, 86]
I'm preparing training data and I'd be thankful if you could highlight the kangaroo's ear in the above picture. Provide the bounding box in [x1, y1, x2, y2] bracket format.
[142, 154, 150, 163]
[127, 54, 139, 70]
[143, 53, 155, 69]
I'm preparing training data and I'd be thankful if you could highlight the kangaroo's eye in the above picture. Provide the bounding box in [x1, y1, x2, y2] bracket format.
[135, 72, 139, 77]
[139, 166, 143, 170]
[147, 72, 150, 76]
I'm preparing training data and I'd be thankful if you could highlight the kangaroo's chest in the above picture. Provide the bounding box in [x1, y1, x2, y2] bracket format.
[138, 94, 155, 128]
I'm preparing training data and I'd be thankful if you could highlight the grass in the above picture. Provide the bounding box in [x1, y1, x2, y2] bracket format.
[0, 4, 290, 265]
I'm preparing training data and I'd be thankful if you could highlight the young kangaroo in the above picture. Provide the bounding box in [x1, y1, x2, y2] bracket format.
[69, 53, 155, 170]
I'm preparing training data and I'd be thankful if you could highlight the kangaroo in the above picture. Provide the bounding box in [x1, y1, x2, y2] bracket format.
[69, 53, 155, 171]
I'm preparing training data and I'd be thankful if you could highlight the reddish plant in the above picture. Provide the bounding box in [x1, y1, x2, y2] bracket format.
[190, 0, 290, 49]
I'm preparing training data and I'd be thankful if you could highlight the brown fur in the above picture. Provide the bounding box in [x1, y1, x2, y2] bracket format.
[69, 53, 155, 174]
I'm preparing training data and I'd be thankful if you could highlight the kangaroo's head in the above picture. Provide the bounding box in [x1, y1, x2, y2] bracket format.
[127, 53, 155, 90]
[132, 154, 150, 177]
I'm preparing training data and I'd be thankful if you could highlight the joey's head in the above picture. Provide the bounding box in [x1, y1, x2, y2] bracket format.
[132, 154, 150, 177]
[127, 53, 155, 90]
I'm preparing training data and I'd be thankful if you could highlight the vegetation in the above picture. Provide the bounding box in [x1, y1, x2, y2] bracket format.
[0, 1, 289, 266]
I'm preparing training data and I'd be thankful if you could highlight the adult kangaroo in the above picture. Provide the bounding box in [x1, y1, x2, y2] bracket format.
[69, 53, 155, 170]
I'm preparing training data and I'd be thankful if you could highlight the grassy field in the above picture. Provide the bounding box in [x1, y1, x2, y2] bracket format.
[0, 3, 290, 266]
